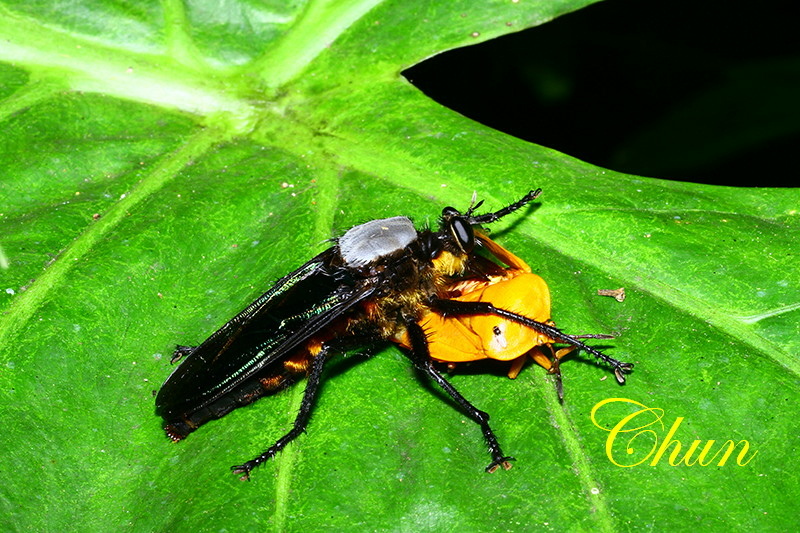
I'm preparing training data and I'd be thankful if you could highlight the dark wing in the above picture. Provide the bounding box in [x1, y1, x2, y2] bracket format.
[155, 248, 375, 419]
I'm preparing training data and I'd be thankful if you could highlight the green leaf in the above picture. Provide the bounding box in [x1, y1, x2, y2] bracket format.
[1, 1, 797, 531]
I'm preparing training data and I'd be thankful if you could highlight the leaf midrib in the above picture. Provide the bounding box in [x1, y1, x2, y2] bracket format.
[0, 16, 249, 118]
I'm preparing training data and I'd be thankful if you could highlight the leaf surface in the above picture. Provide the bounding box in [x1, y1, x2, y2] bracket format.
[0, 0, 797, 531]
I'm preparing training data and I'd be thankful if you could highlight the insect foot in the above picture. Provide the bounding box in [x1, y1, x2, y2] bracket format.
[486, 456, 515, 473]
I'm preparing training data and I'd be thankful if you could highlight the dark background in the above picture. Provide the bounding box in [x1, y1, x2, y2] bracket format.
[405, 0, 799, 187]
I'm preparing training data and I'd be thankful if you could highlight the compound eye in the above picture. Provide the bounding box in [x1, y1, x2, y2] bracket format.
[442, 206, 459, 218]
[450, 218, 474, 253]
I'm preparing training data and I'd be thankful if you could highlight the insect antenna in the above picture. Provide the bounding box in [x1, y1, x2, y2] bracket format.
[464, 191, 485, 217]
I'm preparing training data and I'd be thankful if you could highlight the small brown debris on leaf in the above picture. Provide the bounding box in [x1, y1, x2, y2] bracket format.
[597, 287, 626, 302]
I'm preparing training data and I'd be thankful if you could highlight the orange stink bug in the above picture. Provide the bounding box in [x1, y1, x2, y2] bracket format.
[396, 229, 618, 402]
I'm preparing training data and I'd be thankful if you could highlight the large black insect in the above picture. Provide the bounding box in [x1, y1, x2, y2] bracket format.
[155, 190, 633, 478]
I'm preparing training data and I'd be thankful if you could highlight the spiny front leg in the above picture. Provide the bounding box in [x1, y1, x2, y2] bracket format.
[403, 321, 514, 472]
[431, 298, 634, 384]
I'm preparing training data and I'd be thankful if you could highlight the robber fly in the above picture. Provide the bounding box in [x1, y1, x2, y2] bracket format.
[155, 189, 633, 478]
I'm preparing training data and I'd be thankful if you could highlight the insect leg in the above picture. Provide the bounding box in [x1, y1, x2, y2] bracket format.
[431, 298, 634, 384]
[230, 345, 329, 480]
[466, 189, 542, 224]
[404, 321, 514, 473]
[170, 344, 196, 364]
